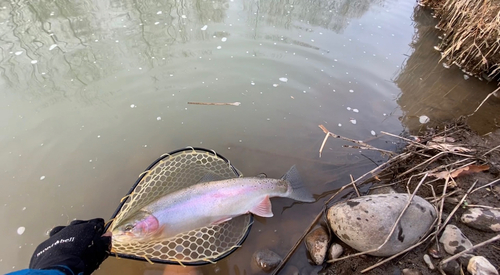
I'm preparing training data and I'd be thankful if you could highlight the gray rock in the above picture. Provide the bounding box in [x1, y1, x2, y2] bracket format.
[327, 193, 436, 256]
[305, 227, 329, 265]
[252, 248, 282, 272]
[461, 208, 500, 232]
[467, 256, 499, 275]
[423, 254, 435, 270]
[439, 224, 473, 255]
[442, 260, 462, 275]
[328, 243, 343, 260]
[402, 269, 422, 275]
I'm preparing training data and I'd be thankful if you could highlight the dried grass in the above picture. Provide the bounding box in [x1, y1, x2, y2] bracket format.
[419, 0, 500, 79]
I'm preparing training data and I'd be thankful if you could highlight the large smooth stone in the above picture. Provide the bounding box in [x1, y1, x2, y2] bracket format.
[327, 193, 436, 256]
[461, 208, 500, 232]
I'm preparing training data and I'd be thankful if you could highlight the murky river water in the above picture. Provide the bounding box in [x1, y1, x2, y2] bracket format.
[1, 0, 499, 274]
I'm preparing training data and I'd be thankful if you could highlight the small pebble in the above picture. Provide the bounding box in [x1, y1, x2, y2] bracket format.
[328, 243, 343, 260]
[423, 254, 435, 270]
[467, 256, 498, 275]
[439, 224, 473, 255]
[252, 248, 282, 272]
[461, 208, 500, 232]
[402, 269, 422, 275]
[442, 260, 461, 275]
[305, 227, 329, 265]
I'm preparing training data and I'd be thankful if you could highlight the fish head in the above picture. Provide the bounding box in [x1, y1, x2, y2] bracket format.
[112, 211, 161, 242]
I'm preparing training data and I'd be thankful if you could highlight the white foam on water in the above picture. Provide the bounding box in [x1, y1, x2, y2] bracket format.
[279, 77, 288, 82]
[201, 25, 208, 30]
[419, 115, 430, 124]
[17, 227, 25, 235]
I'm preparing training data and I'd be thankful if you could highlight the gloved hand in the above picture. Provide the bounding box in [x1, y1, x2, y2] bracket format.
[29, 218, 112, 275]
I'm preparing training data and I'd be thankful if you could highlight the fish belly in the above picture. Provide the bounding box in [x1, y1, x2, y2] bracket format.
[144, 178, 286, 238]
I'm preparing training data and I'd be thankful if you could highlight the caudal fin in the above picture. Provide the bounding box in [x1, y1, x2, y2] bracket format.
[281, 165, 315, 202]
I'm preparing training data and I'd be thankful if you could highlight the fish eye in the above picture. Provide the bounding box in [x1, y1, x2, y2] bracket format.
[124, 224, 134, 231]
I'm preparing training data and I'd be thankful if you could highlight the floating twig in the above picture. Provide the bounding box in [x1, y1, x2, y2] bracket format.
[318, 125, 395, 157]
[187, 101, 241, 106]
[467, 86, 500, 117]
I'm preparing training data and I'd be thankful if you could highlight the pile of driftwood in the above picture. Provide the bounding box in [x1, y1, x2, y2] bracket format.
[272, 122, 500, 274]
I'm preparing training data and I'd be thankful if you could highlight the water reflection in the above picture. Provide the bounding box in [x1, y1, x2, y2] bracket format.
[246, 0, 384, 34]
[0, 0, 230, 106]
[395, 6, 500, 134]
[0, 0, 419, 274]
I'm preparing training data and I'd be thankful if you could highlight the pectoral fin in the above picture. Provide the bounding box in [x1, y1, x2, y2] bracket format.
[250, 196, 273, 217]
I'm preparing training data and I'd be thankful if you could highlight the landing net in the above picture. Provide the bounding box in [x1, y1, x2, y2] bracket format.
[106, 147, 253, 265]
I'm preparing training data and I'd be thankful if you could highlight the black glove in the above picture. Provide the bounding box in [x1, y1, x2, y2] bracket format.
[29, 218, 111, 275]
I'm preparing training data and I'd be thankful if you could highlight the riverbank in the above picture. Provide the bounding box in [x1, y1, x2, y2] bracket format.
[273, 121, 500, 274]
[326, 122, 500, 274]
[418, 0, 500, 81]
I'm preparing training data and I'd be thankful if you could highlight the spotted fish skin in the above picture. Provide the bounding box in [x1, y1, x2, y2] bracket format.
[112, 165, 314, 242]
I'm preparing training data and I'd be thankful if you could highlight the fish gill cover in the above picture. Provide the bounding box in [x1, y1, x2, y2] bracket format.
[106, 147, 253, 265]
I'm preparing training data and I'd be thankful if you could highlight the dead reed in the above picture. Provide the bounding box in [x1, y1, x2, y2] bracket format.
[419, 0, 500, 79]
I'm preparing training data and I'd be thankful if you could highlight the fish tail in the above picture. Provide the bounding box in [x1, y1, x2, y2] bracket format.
[281, 165, 315, 202]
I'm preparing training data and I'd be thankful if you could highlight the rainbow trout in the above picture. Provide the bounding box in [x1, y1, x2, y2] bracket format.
[112, 165, 314, 242]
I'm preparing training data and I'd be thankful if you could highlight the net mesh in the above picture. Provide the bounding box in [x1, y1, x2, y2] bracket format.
[108, 148, 252, 264]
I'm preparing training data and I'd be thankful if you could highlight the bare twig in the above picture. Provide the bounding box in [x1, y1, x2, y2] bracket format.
[350, 174, 361, 197]
[471, 178, 500, 194]
[436, 180, 479, 236]
[319, 132, 330, 158]
[468, 86, 500, 117]
[187, 101, 241, 106]
[482, 144, 500, 156]
[319, 125, 395, 156]
[466, 204, 500, 210]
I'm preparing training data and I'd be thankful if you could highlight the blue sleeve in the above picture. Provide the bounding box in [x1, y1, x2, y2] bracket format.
[6, 268, 68, 275]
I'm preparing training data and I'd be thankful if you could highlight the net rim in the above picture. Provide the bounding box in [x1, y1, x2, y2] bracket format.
[105, 147, 253, 265]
